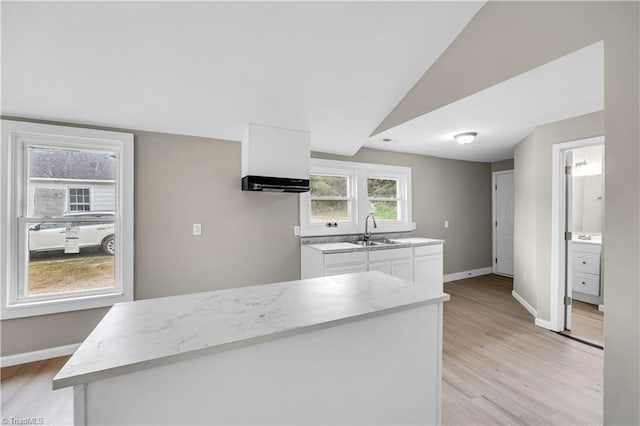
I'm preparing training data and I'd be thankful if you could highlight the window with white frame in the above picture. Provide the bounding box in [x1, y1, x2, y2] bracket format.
[0, 120, 134, 319]
[68, 187, 91, 211]
[300, 159, 412, 236]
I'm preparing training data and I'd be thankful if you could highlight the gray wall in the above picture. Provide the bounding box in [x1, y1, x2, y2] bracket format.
[371, 2, 639, 422]
[314, 149, 492, 275]
[1, 130, 301, 356]
[490, 159, 514, 173]
[1, 126, 492, 357]
[514, 111, 604, 319]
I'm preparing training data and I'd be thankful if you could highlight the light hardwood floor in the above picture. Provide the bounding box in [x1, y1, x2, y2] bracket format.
[560, 300, 604, 347]
[1, 274, 603, 425]
[443, 274, 602, 425]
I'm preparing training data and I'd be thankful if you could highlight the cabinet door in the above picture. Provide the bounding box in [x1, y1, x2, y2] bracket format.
[324, 263, 366, 277]
[414, 254, 443, 292]
[391, 258, 413, 282]
[368, 261, 392, 275]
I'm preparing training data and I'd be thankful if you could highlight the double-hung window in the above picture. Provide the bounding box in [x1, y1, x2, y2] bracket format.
[300, 159, 412, 236]
[1, 120, 134, 319]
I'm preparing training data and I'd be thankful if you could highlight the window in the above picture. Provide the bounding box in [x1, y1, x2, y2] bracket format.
[367, 177, 400, 220]
[69, 187, 91, 211]
[300, 159, 412, 236]
[1, 120, 134, 319]
[310, 174, 352, 223]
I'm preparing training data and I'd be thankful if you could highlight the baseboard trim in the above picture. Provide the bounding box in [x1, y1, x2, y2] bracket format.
[0, 343, 80, 368]
[534, 318, 554, 330]
[598, 304, 605, 312]
[512, 290, 537, 318]
[444, 267, 493, 283]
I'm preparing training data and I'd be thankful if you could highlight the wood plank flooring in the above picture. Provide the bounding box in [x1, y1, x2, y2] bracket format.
[443, 274, 602, 425]
[1, 274, 603, 425]
[560, 300, 604, 347]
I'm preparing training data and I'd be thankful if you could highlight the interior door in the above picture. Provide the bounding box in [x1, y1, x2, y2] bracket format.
[564, 151, 573, 330]
[495, 172, 514, 276]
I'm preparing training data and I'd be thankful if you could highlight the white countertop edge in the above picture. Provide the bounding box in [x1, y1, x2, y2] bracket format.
[52, 292, 449, 390]
[306, 238, 445, 253]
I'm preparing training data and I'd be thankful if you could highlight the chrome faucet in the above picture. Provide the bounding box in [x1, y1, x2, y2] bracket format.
[364, 214, 377, 241]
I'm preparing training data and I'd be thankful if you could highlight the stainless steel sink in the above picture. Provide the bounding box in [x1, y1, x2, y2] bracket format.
[354, 240, 394, 247]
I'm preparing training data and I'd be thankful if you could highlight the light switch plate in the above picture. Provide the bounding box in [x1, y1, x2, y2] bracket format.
[293, 226, 300, 236]
[193, 223, 202, 236]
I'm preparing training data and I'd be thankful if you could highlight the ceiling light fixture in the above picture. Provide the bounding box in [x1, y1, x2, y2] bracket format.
[454, 132, 477, 145]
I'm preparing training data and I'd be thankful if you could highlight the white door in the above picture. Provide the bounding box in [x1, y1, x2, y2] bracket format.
[494, 172, 514, 276]
[564, 151, 574, 330]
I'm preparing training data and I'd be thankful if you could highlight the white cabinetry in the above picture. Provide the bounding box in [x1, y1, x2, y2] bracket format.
[301, 243, 443, 292]
[413, 244, 444, 292]
[301, 247, 366, 279]
[568, 241, 602, 304]
[368, 247, 414, 281]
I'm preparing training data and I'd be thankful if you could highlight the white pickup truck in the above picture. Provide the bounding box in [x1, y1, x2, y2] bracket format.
[29, 212, 115, 255]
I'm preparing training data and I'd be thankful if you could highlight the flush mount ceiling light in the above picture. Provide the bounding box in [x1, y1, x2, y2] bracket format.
[454, 132, 477, 145]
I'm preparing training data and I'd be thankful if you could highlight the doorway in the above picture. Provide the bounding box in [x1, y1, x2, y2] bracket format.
[551, 137, 604, 348]
[492, 170, 514, 276]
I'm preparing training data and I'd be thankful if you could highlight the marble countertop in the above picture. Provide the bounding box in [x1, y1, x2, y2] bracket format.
[53, 271, 448, 389]
[306, 237, 444, 253]
[571, 236, 602, 245]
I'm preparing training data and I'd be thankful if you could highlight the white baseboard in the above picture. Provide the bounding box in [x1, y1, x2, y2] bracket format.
[444, 267, 493, 283]
[598, 304, 605, 312]
[512, 290, 537, 318]
[0, 343, 79, 368]
[534, 318, 554, 330]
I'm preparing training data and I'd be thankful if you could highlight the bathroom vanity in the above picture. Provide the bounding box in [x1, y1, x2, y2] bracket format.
[569, 237, 602, 305]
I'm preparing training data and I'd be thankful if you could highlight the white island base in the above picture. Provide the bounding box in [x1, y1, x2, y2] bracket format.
[56, 272, 448, 425]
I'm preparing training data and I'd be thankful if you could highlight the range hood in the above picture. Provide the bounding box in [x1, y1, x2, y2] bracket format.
[241, 123, 310, 193]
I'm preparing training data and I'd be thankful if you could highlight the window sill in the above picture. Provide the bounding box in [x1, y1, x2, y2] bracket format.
[0, 288, 133, 320]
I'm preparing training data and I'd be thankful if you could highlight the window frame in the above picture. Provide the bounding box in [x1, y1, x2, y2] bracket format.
[0, 120, 134, 319]
[302, 165, 358, 235]
[300, 159, 412, 236]
[67, 186, 92, 212]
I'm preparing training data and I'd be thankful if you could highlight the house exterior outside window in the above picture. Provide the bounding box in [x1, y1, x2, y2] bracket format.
[0, 120, 134, 319]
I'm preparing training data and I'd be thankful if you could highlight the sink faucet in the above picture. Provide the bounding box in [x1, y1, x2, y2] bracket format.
[364, 214, 377, 241]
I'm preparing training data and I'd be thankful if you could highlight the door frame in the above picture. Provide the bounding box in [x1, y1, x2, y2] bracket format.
[550, 136, 604, 332]
[492, 169, 514, 276]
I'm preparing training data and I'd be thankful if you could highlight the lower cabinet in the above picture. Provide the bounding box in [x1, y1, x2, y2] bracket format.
[368, 247, 414, 282]
[301, 243, 443, 291]
[414, 244, 444, 292]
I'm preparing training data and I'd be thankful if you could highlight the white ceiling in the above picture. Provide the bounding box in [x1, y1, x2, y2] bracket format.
[367, 42, 604, 162]
[1, 1, 484, 155]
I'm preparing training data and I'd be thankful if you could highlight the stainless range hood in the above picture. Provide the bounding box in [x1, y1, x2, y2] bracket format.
[241, 123, 310, 193]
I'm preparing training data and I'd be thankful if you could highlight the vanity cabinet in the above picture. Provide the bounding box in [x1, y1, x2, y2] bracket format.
[368, 247, 413, 281]
[568, 241, 602, 304]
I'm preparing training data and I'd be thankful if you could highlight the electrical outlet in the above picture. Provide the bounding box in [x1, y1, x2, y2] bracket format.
[412, 222, 417, 230]
[193, 223, 202, 236]
[444, 220, 449, 229]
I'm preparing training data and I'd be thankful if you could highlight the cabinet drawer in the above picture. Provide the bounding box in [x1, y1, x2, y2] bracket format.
[324, 251, 366, 267]
[368, 247, 413, 262]
[324, 263, 367, 276]
[573, 272, 600, 296]
[414, 244, 442, 257]
[572, 252, 600, 275]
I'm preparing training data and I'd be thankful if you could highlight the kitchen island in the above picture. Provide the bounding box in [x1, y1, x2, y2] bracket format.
[54, 271, 449, 425]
